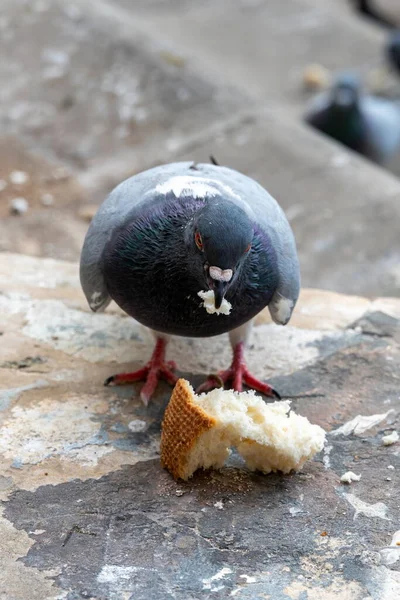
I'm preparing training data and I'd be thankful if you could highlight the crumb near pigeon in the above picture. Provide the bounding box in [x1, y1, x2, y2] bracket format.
[382, 431, 399, 446]
[9, 170, 29, 185]
[340, 471, 361, 484]
[10, 197, 29, 215]
[198, 290, 232, 315]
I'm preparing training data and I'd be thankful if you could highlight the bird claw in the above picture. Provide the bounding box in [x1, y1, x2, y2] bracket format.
[103, 339, 178, 405]
[197, 368, 280, 399]
[197, 342, 280, 399]
[196, 373, 225, 394]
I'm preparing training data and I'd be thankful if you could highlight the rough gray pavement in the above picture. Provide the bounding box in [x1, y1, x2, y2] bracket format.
[1, 253, 399, 600]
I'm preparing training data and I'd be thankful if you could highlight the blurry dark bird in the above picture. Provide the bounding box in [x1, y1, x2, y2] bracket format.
[386, 30, 400, 74]
[80, 162, 300, 404]
[304, 72, 400, 164]
[350, 0, 397, 28]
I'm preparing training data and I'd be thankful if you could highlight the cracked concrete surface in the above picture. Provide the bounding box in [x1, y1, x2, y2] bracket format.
[0, 253, 399, 599]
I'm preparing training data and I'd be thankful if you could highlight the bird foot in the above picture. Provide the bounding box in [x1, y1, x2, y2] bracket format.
[104, 339, 178, 406]
[196, 342, 280, 399]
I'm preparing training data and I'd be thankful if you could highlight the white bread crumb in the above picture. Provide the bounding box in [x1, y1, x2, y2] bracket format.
[382, 431, 399, 446]
[340, 471, 361, 484]
[198, 290, 232, 315]
[161, 379, 326, 480]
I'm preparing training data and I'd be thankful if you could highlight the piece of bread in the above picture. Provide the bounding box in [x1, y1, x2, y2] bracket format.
[197, 290, 232, 315]
[161, 379, 326, 480]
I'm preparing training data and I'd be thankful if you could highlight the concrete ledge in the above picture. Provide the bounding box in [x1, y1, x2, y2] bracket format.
[0, 253, 399, 599]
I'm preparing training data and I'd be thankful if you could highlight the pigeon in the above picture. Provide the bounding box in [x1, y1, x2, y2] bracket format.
[386, 30, 400, 74]
[350, 0, 396, 28]
[80, 162, 300, 404]
[304, 72, 400, 164]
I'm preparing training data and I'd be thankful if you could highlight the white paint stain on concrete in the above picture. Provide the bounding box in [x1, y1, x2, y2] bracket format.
[323, 443, 332, 469]
[380, 531, 400, 566]
[331, 411, 395, 437]
[64, 444, 113, 466]
[97, 564, 156, 582]
[239, 574, 256, 583]
[0, 395, 109, 465]
[370, 565, 400, 600]
[128, 420, 147, 433]
[289, 506, 303, 516]
[343, 493, 389, 520]
[203, 567, 233, 591]
[0, 380, 48, 412]
[97, 564, 157, 597]
[23, 299, 146, 363]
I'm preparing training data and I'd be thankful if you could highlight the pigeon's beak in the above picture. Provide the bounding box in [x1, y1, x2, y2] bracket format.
[213, 280, 228, 310]
[207, 265, 233, 309]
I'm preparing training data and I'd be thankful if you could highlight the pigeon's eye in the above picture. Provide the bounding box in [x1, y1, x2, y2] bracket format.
[195, 232, 204, 251]
[244, 243, 251, 254]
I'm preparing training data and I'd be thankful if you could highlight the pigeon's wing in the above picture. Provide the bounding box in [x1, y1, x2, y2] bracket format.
[362, 96, 400, 163]
[80, 162, 195, 311]
[197, 165, 301, 325]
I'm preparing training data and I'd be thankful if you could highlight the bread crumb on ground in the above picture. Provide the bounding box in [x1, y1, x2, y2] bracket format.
[382, 431, 399, 446]
[340, 471, 361, 484]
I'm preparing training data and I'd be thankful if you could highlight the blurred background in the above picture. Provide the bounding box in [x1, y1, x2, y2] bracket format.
[1, 0, 400, 299]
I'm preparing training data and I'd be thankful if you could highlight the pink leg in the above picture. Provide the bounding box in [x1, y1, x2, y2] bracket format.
[197, 341, 280, 399]
[104, 338, 178, 405]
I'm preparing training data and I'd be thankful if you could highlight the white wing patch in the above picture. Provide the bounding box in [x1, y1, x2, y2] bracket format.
[155, 175, 241, 200]
[269, 293, 294, 325]
[90, 291, 105, 310]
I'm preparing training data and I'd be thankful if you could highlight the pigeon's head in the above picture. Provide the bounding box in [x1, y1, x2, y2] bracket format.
[187, 199, 254, 309]
[330, 74, 361, 111]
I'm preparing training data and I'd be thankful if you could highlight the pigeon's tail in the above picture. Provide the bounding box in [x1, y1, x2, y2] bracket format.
[209, 155, 220, 166]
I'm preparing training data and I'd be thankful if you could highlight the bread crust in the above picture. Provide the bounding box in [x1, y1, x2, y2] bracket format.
[160, 379, 217, 480]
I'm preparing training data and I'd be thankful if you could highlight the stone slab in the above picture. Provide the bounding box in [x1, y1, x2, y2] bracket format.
[0, 253, 399, 599]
